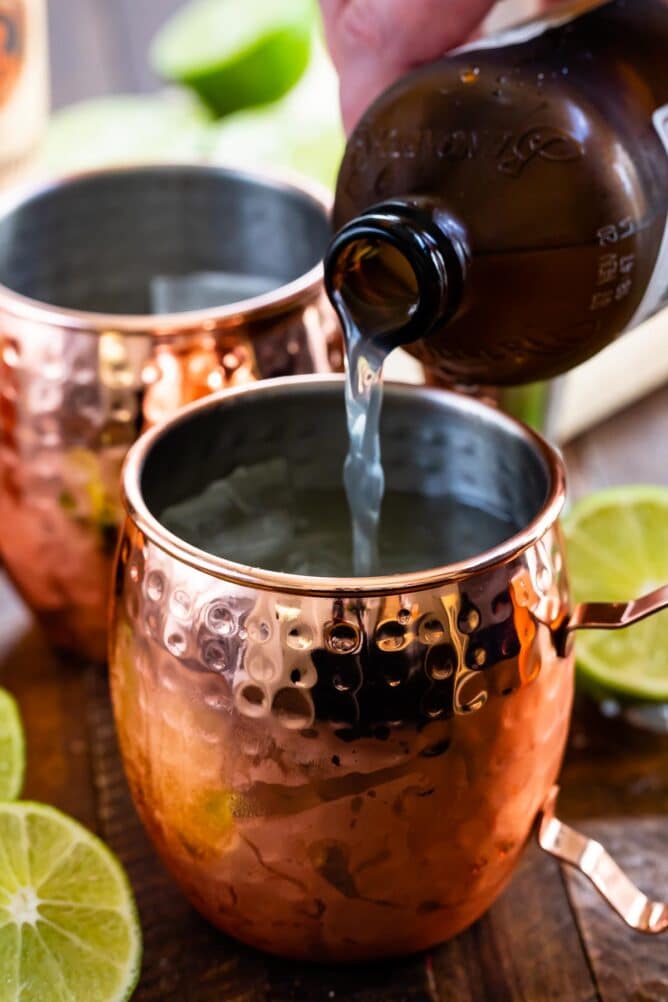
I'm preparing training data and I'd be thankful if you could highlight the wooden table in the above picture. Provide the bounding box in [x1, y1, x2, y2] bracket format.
[1, 3, 666, 999]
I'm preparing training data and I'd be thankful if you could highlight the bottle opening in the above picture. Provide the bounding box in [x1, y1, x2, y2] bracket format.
[329, 237, 420, 341]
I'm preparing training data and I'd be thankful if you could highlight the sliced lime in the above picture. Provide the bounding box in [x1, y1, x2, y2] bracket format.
[151, 0, 314, 117]
[210, 38, 344, 189]
[40, 91, 213, 174]
[0, 802, 141, 1001]
[564, 485, 668, 701]
[0, 689, 24, 802]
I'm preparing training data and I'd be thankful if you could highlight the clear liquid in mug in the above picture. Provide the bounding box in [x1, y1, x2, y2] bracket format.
[161, 240, 515, 577]
[162, 471, 516, 578]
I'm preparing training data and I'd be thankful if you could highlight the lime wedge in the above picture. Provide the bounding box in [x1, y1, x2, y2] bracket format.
[40, 91, 213, 174]
[0, 689, 24, 802]
[151, 0, 314, 117]
[564, 485, 668, 701]
[210, 38, 344, 189]
[0, 802, 141, 1000]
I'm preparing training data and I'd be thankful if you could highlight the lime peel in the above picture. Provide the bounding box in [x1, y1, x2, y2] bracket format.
[0, 688, 25, 802]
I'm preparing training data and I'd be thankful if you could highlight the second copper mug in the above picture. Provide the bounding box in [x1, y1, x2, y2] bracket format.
[110, 376, 668, 963]
[0, 163, 337, 662]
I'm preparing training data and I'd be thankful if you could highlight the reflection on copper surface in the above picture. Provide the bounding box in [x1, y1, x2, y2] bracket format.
[0, 164, 340, 661]
[110, 514, 574, 961]
[108, 377, 576, 960]
[0, 245, 339, 662]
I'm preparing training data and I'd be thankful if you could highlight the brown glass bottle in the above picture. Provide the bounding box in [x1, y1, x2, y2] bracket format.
[325, 0, 668, 386]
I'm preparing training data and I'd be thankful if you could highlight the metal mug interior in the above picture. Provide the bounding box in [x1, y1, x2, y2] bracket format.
[0, 163, 331, 319]
[115, 376, 668, 957]
[0, 166, 338, 663]
[131, 375, 562, 592]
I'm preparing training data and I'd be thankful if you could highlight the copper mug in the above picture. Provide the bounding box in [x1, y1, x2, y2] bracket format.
[0, 164, 338, 662]
[110, 376, 668, 962]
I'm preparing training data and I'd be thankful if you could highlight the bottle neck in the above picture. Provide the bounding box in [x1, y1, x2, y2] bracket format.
[324, 199, 467, 354]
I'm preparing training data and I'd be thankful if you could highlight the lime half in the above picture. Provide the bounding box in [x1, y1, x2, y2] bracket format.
[0, 689, 24, 802]
[210, 37, 344, 188]
[564, 485, 668, 701]
[0, 802, 141, 1001]
[151, 0, 314, 117]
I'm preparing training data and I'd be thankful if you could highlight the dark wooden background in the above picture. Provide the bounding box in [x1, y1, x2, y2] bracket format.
[2, 2, 666, 999]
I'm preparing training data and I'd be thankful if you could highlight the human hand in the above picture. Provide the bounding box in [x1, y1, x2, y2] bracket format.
[320, 1, 563, 132]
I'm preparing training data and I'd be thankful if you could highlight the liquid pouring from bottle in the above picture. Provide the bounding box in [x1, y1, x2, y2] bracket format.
[325, 0, 668, 574]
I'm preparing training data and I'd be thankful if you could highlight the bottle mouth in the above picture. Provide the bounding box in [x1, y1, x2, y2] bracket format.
[324, 204, 462, 352]
[328, 235, 420, 342]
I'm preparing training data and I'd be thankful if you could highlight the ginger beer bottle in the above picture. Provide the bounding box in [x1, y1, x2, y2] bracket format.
[326, 0, 668, 386]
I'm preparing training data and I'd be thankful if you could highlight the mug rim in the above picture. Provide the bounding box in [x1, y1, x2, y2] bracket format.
[121, 374, 567, 596]
[0, 161, 332, 336]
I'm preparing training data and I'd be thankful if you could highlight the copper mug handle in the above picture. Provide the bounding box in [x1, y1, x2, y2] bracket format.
[539, 584, 668, 935]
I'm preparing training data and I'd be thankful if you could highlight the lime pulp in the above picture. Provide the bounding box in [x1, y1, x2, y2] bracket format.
[564, 484, 668, 701]
[0, 802, 141, 1001]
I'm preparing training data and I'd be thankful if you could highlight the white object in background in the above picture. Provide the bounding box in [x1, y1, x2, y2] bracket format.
[555, 310, 668, 442]
[382, 349, 424, 385]
[482, 1, 543, 34]
[0, 0, 49, 187]
[383, 317, 668, 443]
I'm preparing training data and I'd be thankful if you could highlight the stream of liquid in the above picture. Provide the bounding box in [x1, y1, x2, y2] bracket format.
[159, 242, 523, 577]
[340, 329, 389, 576]
[331, 239, 422, 575]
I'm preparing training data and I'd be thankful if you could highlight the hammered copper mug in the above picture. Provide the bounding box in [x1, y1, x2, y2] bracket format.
[0, 164, 338, 662]
[110, 375, 668, 963]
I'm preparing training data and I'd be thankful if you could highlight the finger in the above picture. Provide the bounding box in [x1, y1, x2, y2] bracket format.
[319, 0, 344, 35]
[321, 0, 497, 131]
